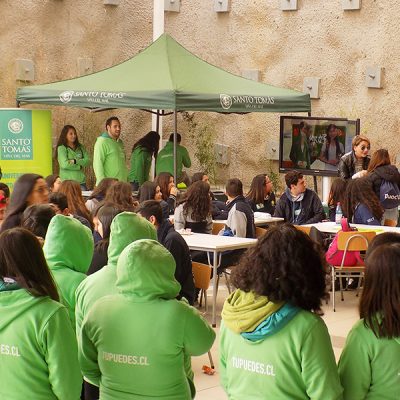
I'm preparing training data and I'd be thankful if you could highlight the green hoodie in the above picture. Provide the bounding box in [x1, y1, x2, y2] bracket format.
[44, 214, 94, 327]
[93, 133, 128, 185]
[128, 145, 153, 185]
[220, 289, 343, 400]
[75, 212, 157, 335]
[155, 141, 191, 179]
[79, 240, 215, 400]
[57, 144, 90, 184]
[338, 319, 400, 400]
[0, 285, 82, 399]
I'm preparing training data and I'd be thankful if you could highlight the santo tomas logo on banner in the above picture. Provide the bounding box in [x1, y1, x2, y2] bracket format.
[0, 110, 33, 160]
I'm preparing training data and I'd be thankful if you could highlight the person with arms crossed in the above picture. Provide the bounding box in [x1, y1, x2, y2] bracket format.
[56, 125, 90, 190]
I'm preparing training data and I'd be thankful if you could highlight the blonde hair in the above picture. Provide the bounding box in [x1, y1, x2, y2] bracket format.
[352, 135, 370, 148]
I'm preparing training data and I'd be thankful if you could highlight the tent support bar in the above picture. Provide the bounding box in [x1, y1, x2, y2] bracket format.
[173, 111, 177, 185]
[89, 108, 117, 113]
[141, 109, 174, 116]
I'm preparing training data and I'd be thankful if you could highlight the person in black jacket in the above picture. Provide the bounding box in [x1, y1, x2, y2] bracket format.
[367, 148, 400, 224]
[137, 200, 195, 305]
[87, 204, 122, 275]
[274, 171, 325, 225]
[338, 135, 371, 180]
[245, 174, 276, 215]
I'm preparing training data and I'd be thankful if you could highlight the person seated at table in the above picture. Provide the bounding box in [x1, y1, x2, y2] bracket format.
[174, 181, 213, 234]
[224, 178, 255, 238]
[215, 178, 256, 273]
[192, 172, 228, 220]
[79, 239, 215, 400]
[245, 174, 276, 215]
[220, 224, 342, 399]
[155, 172, 179, 215]
[327, 178, 348, 222]
[138, 181, 170, 221]
[342, 178, 383, 225]
[138, 200, 195, 305]
[85, 178, 118, 214]
[338, 135, 371, 180]
[273, 170, 325, 225]
[338, 237, 400, 399]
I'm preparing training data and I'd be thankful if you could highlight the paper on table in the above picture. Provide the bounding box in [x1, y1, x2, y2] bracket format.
[254, 212, 272, 219]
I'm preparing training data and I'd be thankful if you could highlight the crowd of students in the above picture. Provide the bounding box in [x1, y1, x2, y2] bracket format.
[0, 172, 398, 399]
[0, 125, 399, 399]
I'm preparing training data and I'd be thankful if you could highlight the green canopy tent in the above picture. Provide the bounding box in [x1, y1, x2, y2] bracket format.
[16, 33, 311, 180]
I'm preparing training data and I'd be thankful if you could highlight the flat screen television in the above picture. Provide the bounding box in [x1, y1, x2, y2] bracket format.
[279, 116, 360, 177]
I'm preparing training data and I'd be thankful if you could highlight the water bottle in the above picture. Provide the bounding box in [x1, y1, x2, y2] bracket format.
[335, 202, 343, 225]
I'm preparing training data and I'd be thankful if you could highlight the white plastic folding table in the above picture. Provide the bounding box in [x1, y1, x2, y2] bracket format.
[180, 233, 257, 327]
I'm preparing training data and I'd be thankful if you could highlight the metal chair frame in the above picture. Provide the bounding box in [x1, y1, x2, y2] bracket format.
[331, 231, 375, 311]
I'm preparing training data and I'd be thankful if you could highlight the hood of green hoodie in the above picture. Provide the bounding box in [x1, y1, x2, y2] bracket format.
[44, 214, 94, 273]
[107, 212, 157, 267]
[222, 290, 284, 333]
[99, 132, 122, 142]
[116, 239, 180, 301]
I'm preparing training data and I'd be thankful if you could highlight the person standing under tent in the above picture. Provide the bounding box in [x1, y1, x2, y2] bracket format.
[56, 125, 90, 190]
[156, 133, 191, 187]
[128, 131, 160, 191]
[93, 117, 128, 185]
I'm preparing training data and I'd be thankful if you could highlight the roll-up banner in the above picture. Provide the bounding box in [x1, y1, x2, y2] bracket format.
[0, 109, 52, 190]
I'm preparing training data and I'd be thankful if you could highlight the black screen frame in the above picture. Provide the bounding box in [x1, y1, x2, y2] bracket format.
[279, 116, 360, 177]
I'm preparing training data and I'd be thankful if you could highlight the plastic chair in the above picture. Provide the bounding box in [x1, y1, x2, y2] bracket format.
[191, 262, 215, 369]
[255, 227, 267, 238]
[212, 222, 225, 235]
[294, 225, 311, 235]
[331, 230, 376, 312]
[384, 219, 397, 227]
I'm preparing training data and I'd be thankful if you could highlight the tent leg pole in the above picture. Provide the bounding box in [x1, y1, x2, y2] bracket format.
[173, 111, 177, 185]
[152, 110, 162, 180]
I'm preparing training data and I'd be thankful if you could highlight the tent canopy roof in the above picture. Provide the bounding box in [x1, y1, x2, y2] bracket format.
[16, 34, 311, 113]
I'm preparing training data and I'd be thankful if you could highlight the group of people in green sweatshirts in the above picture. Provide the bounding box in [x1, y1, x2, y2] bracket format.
[0, 117, 399, 399]
[56, 117, 191, 191]
[1, 212, 399, 399]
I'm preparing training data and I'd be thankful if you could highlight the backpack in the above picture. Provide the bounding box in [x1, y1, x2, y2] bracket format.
[379, 179, 400, 209]
[325, 218, 363, 266]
